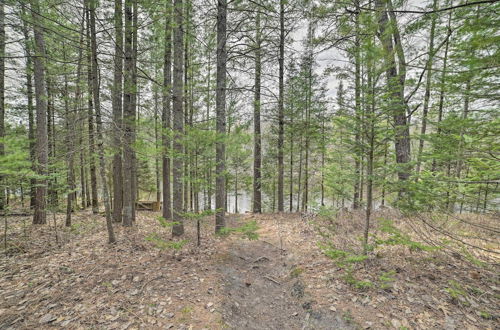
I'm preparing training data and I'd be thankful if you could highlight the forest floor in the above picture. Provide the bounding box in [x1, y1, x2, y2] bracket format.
[0, 209, 498, 329]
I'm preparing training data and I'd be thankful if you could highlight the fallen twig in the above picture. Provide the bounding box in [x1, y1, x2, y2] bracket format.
[263, 275, 281, 285]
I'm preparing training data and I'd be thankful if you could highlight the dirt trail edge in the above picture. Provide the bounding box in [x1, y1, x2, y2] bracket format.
[218, 236, 353, 329]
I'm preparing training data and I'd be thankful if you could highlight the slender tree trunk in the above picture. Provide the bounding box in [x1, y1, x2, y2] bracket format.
[154, 89, 161, 205]
[183, 0, 191, 212]
[277, 0, 285, 212]
[215, 0, 227, 232]
[252, 11, 262, 214]
[302, 19, 313, 212]
[130, 0, 138, 220]
[112, 0, 124, 223]
[376, 0, 411, 192]
[122, 0, 135, 226]
[63, 43, 76, 227]
[363, 56, 375, 255]
[89, 0, 116, 243]
[416, 0, 438, 176]
[21, 14, 36, 209]
[172, 0, 185, 235]
[353, 4, 361, 210]
[85, 11, 99, 214]
[289, 114, 294, 212]
[432, 9, 452, 173]
[162, 0, 172, 220]
[31, 0, 49, 224]
[0, 3, 5, 211]
[205, 40, 212, 211]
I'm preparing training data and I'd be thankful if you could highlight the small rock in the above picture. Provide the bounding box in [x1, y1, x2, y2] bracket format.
[133, 276, 140, 282]
[329, 306, 337, 312]
[166, 313, 175, 319]
[391, 319, 401, 328]
[39, 314, 56, 324]
[129, 289, 139, 296]
[376, 313, 384, 318]
[206, 302, 214, 309]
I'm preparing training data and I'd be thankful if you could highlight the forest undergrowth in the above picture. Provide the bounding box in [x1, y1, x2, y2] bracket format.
[1, 209, 498, 329]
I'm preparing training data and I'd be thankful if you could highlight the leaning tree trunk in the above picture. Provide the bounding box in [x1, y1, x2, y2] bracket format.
[215, 0, 227, 232]
[89, 0, 116, 243]
[172, 0, 185, 236]
[31, 0, 49, 225]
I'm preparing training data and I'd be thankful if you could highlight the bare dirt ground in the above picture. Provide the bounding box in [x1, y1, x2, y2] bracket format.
[0, 210, 498, 329]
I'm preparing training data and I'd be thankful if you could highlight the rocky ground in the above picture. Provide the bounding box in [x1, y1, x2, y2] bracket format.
[0, 209, 498, 329]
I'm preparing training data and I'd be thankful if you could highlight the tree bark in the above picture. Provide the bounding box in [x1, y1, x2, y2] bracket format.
[252, 10, 262, 214]
[122, 0, 135, 226]
[162, 0, 172, 220]
[85, 10, 99, 214]
[89, 0, 116, 243]
[277, 0, 285, 212]
[31, 0, 49, 224]
[416, 0, 438, 176]
[63, 43, 76, 227]
[376, 0, 411, 191]
[21, 8, 37, 210]
[353, 4, 361, 209]
[112, 0, 124, 223]
[172, 0, 185, 235]
[215, 0, 227, 232]
[0, 3, 5, 211]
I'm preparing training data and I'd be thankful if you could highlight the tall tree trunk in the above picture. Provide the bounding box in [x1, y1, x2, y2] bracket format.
[172, 0, 185, 235]
[252, 10, 262, 214]
[302, 18, 313, 212]
[0, 3, 5, 211]
[353, 5, 361, 210]
[431, 9, 452, 173]
[63, 43, 76, 227]
[277, 0, 285, 212]
[122, 0, 135, 226]
[89, 0, 116, 243]
[215, 0, 227, 232]
[363, 53, 375, 255]
[183, 0, 191, 212]
[112, 0, 124, 223]
[416, 0, 438, 176]
[376, 0, 411, 193]
[289, 113, 294, 212]
[31, 0, 49, 224]
[204, 39, 212, 211]
[86, 10, 99, 214]
[21, 8, 36, 209]
[162, 0, 172, 220]
[131, 0, 138, 220]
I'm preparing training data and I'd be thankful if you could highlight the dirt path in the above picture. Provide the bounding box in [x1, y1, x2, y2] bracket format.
[218, 229, 352, 329]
